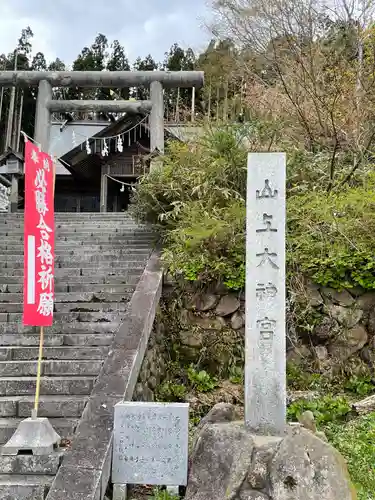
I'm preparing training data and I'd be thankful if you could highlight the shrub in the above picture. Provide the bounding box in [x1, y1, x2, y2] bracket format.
[287, 395, 351, 426]
[130, 124, 248, 289]
[131, 123, 375, 291]
[287, 177, 375, 289]
[326, 413, 375, 500]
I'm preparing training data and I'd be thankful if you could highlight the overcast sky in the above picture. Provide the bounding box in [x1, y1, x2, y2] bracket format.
[0, 0, 212, 66]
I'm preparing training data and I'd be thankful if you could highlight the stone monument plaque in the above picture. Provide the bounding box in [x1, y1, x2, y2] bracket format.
[245, 152, 286, 435]
[112, 402, 189, 486]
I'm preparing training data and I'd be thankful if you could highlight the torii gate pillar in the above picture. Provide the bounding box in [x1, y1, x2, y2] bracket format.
[150, 81, 164, 171]
[34, 80, 52, 151]
[150, 81, 164, 154]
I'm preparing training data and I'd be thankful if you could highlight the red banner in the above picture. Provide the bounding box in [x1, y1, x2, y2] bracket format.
[23, 141, 55, 326]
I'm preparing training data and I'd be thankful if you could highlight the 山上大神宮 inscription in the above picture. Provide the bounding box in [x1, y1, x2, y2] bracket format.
[245, 153, 286, 435]
[112, 402, 189, 488]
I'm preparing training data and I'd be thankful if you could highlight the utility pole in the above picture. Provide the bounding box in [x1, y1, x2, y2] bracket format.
[5, 50, 18, 149]
[191, 87, 195, 122]
[207, 80, 211, 122]
[174, 87, 180, 123]
[15, 90, 24, 151]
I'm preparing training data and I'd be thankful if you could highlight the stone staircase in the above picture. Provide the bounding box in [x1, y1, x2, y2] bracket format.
[0, 212, 155, 499]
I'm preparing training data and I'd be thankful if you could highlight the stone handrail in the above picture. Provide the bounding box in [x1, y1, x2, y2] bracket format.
[45, 252, 163, 500]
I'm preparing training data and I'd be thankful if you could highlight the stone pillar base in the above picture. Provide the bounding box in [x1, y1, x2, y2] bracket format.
[185, 403, 356, 500]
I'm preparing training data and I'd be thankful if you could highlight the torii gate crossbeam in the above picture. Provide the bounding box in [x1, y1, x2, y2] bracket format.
[0, 71, 204, 212]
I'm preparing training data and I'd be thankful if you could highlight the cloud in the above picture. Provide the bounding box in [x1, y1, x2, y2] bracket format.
[0, 0, 211, 66]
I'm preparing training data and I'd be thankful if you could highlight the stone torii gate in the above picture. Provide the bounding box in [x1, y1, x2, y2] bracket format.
[0, 70, 204, 210]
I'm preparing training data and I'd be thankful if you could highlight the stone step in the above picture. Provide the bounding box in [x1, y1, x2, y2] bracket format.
[0, 395, 88, 418]
[1, 266, 144, 278]
[55, 260, 147, 269]
[7, 310, 123, 323]
[0, 417, 77, 446]
[54, 301, 129, 313]
[0, 275, 141, 285]
[0, 474, 53, 500]
[0, 212, 136, 216]
[0, 452, 63, 475]
[0, 222, 142, 229]
[0, 359, 103, 377]
[0, 219, 142, 225]
[0, 346, 109, 361]
[0, 322, 120, 335]
[1, 212, 136, 215]
[0, 219, 135, 223]
[0, 376, 95, 396]
[3, 249, 151, 258]
[2, 233, 154, 243]
[0, 300, 130, 313]
[0, 322, 119, 335]
[0, 238, 154, 247]
[3, 283, 135, 294]
[0, 298, 131, 313]
[0, 228, 152, 236]
[3, 227, 153, 234]
[2, 254, 149, 265]
[0, 242, 154, 252]
[0, 260, 146, 271]
[0, 291, 133, 304]
[0, 333, 113, 347]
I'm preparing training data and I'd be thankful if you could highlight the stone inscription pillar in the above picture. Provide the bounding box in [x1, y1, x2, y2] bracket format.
[245, 152, 286, 435]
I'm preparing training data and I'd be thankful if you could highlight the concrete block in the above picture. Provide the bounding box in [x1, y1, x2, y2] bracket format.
[113, 484, 127, 500]
[0, 452, 63, 475]
[0, 418, 78, 446]
[1, 417, 61, 456]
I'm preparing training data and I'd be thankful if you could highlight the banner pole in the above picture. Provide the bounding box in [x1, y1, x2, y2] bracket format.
[32, 326, 44, 419]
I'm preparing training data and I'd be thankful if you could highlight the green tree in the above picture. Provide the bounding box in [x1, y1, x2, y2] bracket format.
[69, 34, 109, 101]
[31, 52, 47, 71]
[197, 38, 241, 121]
[132, 54, 159, 99]
[106, 40, 131, 99]
[163, 43, 197, 121]
[0, 26, 36, 151]
[48, 57, 66, 71]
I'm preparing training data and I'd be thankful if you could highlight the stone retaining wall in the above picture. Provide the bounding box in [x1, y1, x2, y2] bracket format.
[288, 283, 375, 371]
[134, 313, 168, 402]
[162, 279, 245, 366]
[157, 278, 375, 376]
